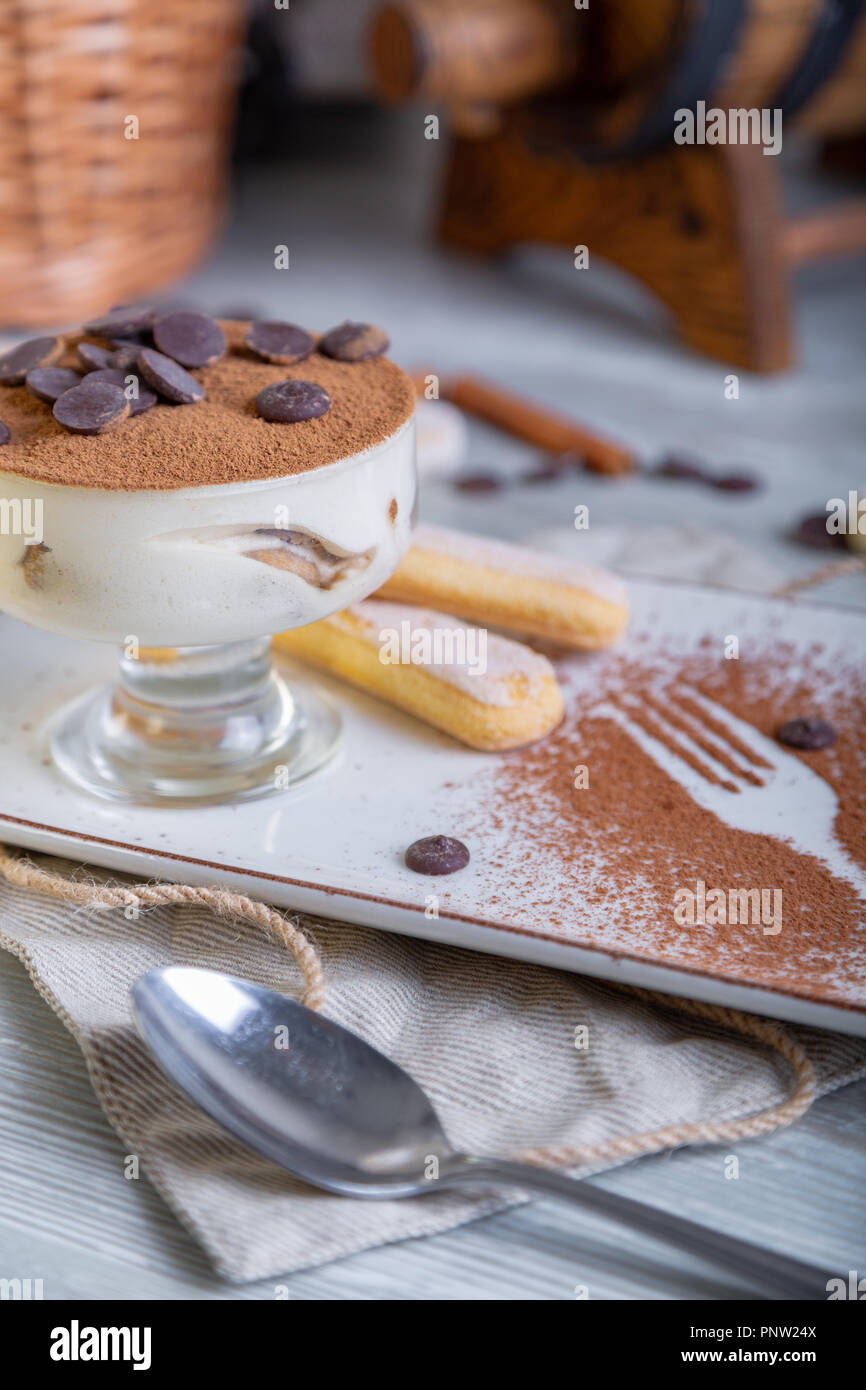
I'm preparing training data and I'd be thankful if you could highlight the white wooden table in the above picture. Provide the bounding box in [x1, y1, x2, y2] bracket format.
[2, 111, 865, 1298]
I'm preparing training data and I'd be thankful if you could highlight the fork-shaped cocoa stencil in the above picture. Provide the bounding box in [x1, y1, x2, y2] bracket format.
[594, 688, 866, 901]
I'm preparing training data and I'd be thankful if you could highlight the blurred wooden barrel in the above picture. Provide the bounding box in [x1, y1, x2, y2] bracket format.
[370, 0, 866, 144]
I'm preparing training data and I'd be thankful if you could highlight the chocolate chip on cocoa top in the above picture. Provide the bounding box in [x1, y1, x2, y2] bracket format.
[77, 342, 116, 373]
[245, 321, 315, 365]
[0, 336, 64, 386]
[137, 347, 206, 405]
[404, 835, 471, 875]
[152, 311, 226, 369]
[84, 305, 154, 339]
[25, 367, 82, 405]
[255, 379, 331, 423]
[110, 341, 146, 370]
[0, 318, 413, 489]
[87, 368, 158, 416]
[53, 379, 130, 435]
[319, 321, 389, 361]
[0, 421, 10, 446]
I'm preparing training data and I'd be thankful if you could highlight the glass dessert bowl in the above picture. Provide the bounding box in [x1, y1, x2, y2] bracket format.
[0, 314, 417, 803]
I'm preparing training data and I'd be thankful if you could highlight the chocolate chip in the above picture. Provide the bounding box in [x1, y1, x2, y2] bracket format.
[405, 835, 470, 875]
[523, 465, 562, 484]
[655, 454, 707, 481]
[152, 311, 225, 368]
[0, 336, 63, 386]
[711, 471, 760, 492]
[777, 717, 836, 750]
[111, 340, 146, 370]
[791, 513, 845, 550]
[245, 321, 315, 365]
[318, 320, 389, 361]
[522, 453, 578, 483]
[87, 367, 158, 416]
[454, 472, 505, 493]
[255, 379, 331, 423]
[25, 367, 82, 404]
[77, 342, 116, 373]
[0, 420, 9, 445]
[53, 379, 130, 435]
[137, 348, 205, 404]
[83, 305, 154, 339]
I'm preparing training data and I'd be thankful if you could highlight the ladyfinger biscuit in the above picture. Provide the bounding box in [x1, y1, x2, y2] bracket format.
[274, 600, 564, 751]
[376, 524, 628, 650]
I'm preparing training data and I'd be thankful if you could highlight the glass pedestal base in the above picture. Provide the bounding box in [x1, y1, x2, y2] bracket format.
[49, 640, 340, 805]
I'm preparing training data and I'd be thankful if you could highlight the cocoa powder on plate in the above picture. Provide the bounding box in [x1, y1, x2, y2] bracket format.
[467, 642, 866, 1008]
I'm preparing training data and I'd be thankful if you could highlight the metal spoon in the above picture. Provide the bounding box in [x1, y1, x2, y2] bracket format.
[131, 966, 829, 1298]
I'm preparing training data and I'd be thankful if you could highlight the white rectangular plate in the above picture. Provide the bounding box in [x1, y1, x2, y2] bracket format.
[1, 579, 864, 1035]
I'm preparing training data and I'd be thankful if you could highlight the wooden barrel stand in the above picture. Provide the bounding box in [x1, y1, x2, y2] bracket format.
[371, 0, 866, 371]
[439, 135, 793, 370]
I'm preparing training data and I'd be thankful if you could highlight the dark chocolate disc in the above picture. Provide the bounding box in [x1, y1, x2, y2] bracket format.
[110, 340, 146, 370]
[83, 305, 154, 339]
[152, 311, 225, 368]
[53, 379, 130, 435]
[255, 378, 331, 423]
[0, 336, 63, 386]
[0, 420, 10, 445]
[711, 471, 760, 493]
[137, 348, 205, 404]
[404, 835, 470, 875]
[25, 367, 82, 404]
[454, 472, 505, 493]
[655, 454, 707, 481]
[77, 342, 116, 373]
[777, 717, 836, 750]
[318, 321, 389, 361]
[791, 513, 845, 550]
[87, 368, 157, 416]
[245, 321, 315, 365]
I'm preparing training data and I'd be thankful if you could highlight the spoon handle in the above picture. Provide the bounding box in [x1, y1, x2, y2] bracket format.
[455, 1156, 830, 1299]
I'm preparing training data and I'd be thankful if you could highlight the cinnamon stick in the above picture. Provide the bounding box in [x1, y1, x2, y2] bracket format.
[420, 371, 635, 475]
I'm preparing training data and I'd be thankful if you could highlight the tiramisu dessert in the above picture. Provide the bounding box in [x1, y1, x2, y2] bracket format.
[0, 310, 417, 802]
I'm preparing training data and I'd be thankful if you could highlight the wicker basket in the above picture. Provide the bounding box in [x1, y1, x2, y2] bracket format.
[0, 0, 246, 327]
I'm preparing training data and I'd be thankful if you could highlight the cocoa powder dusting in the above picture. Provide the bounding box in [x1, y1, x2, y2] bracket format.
[465, 642, 866, 1008]
[0, 322, 414, 490]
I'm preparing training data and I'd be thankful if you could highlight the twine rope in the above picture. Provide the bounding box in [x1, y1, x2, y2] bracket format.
[0, 843, 325, 1011]
[0, 844, 814, 1169]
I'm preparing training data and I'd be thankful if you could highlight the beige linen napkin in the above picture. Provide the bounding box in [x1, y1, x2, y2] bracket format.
[1, 526, 864, 1280]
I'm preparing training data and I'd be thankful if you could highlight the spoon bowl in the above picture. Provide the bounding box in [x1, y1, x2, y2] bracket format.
[131, 966, 456, 1196]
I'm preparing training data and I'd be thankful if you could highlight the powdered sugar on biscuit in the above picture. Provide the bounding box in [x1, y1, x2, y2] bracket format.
[411, 523, 629, 607]
[344, 599, 556, 707]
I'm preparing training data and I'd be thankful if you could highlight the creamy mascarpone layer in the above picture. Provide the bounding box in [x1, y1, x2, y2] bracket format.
[0, 417, 416, 644]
